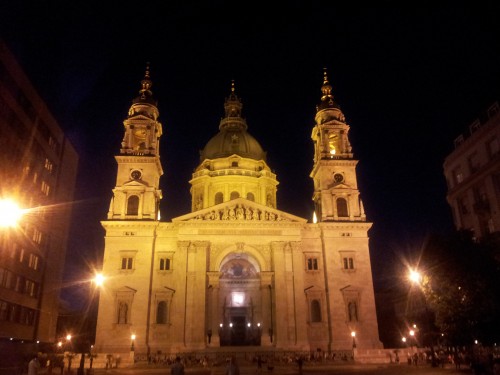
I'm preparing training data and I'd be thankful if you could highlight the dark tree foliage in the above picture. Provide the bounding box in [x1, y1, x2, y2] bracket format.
[420, 231, 500, 346]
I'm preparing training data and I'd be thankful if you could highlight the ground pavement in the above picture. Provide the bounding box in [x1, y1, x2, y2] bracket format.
[78, 362, 473, 375]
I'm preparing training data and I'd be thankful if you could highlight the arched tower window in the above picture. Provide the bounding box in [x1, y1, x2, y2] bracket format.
[230, 191, 240, 200]
[311, 299, 322, 322]
[336, 197, 348, 217]
[127, 196, 139, 215]
[156, 301, 167, 324]
[246, 192, 255, 202]
[215, 192, 223, 205]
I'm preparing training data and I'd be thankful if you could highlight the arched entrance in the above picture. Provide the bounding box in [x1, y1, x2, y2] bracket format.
[218, 254, 262, 346]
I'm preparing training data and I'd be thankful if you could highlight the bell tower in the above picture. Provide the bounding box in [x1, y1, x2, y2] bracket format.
[310, 69, 366, 222]
[107, 64, 163, 220]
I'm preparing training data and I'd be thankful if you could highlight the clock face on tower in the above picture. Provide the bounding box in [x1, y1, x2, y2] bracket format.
[333, 173, 344, 183]
[131, 170, 142, 180]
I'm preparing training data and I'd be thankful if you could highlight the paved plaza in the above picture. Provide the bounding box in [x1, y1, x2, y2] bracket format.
[85, 363, 473, 375]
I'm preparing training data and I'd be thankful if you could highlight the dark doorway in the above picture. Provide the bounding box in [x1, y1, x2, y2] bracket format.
[231, 316, 246, 346]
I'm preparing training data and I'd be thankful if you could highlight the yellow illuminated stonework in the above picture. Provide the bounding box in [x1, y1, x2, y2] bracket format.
[94, 72, 381, 366]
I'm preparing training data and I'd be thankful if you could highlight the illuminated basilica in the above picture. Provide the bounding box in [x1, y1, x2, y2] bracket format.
[94, 67, 382, 361]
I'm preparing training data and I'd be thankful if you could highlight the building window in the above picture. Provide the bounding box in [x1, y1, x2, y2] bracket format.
[127, 195, 139, 215]
[156, 301, 168, 324]
[41, 181, 50, 196]
[2, 270, 14, 289]
[458, 197, 469, 215]
[487, 137, 499, 158]
[311, 300, 322, 322]
[336, 198, 348, 217]
[0, 301, 8, 320]
[121, 257, 133, 270]
[215, 192, 223, 205]
[246, 192, 255, 202]
[230, 191, 240, 200]
[159, 258, 171, 271]
[14, 276, 23, 292]
[348, 301, 358, 322]
[468, 152, 480, 174]
[231, 161, 238, 167]
[32, 228, 43, 244]
[307, 258, 318, 271]
[343, 257, 355, 270]
[453, 167, 464, 185]
[24, 279, 38, 297]
[44, 158, 53, 173]
[117, 302, 128, 324]
[28, 254, 39, 270]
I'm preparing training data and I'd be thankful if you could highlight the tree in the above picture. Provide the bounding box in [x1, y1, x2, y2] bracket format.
[420, 231, 500, 346]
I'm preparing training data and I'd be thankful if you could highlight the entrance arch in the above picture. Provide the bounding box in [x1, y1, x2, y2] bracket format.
[217, 253, 263, 346]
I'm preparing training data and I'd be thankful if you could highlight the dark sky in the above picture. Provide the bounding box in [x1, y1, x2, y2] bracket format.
[2, 2, 500, 304]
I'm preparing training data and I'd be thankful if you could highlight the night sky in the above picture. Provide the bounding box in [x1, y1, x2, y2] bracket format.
[2, 2, 500, 312]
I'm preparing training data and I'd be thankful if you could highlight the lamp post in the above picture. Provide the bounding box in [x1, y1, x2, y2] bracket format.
[351, 331, 356, 349]
[65, 335, 74, 374]
[0, 198, 25, 228]
[408, 268, 437, 367]
[76, 272, 105, 375]
[130, 334, 136, 351]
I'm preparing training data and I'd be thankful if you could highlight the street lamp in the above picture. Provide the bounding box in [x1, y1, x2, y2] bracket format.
[408, 269, 422, 284]
[130, 334, 136, 351]
[76, 272, 105, 375]
[93, 273, 105, 287]
[351, 331, 356, 349]
[0, 198, 25, 228]
[65, 334, 74, 374]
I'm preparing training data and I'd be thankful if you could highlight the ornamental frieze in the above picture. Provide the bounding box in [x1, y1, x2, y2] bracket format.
[192, 203, 290, 222]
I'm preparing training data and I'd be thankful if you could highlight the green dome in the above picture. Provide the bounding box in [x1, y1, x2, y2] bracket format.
[199, 82, 266, 161]
[200, 128, 266, 161]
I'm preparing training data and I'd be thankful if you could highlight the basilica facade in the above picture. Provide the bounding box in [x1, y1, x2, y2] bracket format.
[94, 68, 382, 358]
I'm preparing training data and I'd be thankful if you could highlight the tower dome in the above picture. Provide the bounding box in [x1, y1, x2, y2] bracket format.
[190, 82, 278, 212]
[199, 82, 266, 162]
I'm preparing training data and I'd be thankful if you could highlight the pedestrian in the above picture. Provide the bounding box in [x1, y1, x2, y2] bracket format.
[297, 356, 304, 375]
[225, 356, 240, 375]
[171, 356, 184, 375]
[28, 355, 40, 375]
[257, 355, 263, 374]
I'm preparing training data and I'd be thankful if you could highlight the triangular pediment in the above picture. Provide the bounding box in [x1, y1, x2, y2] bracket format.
[329, 182, 351, 190]
[116, 286, 137, 293]
[123, 179, 149, 187]
[172, 198, 307, 223]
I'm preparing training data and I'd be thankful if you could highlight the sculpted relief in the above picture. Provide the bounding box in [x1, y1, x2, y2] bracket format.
[193, 203, 289, 222]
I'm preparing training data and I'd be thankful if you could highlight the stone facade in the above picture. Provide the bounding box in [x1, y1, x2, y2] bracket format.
[94, 69, 382, 358]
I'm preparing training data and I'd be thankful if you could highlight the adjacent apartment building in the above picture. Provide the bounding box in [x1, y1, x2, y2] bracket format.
[0, 39, 78, 348]
[443, 101, 500, 239]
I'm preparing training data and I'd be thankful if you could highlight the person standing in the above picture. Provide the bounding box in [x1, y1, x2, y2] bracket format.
[297, 356, 304, 375]
[28, 355, 40, 375]
[256, 355, 263, 374]
[225, 356, 239, 375]
[171, 356, 184, 375]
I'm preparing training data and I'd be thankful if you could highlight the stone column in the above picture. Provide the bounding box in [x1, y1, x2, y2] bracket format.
[207, 271, 221, 346]
[260, 271, 274, 346]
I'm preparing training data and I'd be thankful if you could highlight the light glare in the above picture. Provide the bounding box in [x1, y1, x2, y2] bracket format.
[0, 199, 25, 228]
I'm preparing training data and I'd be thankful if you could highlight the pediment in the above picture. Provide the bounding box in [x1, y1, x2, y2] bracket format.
[172, 198, 307, 223]
[329, 182, 351, 190]
[123, 179, 149, 187]
[116, 286, 137, 293]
